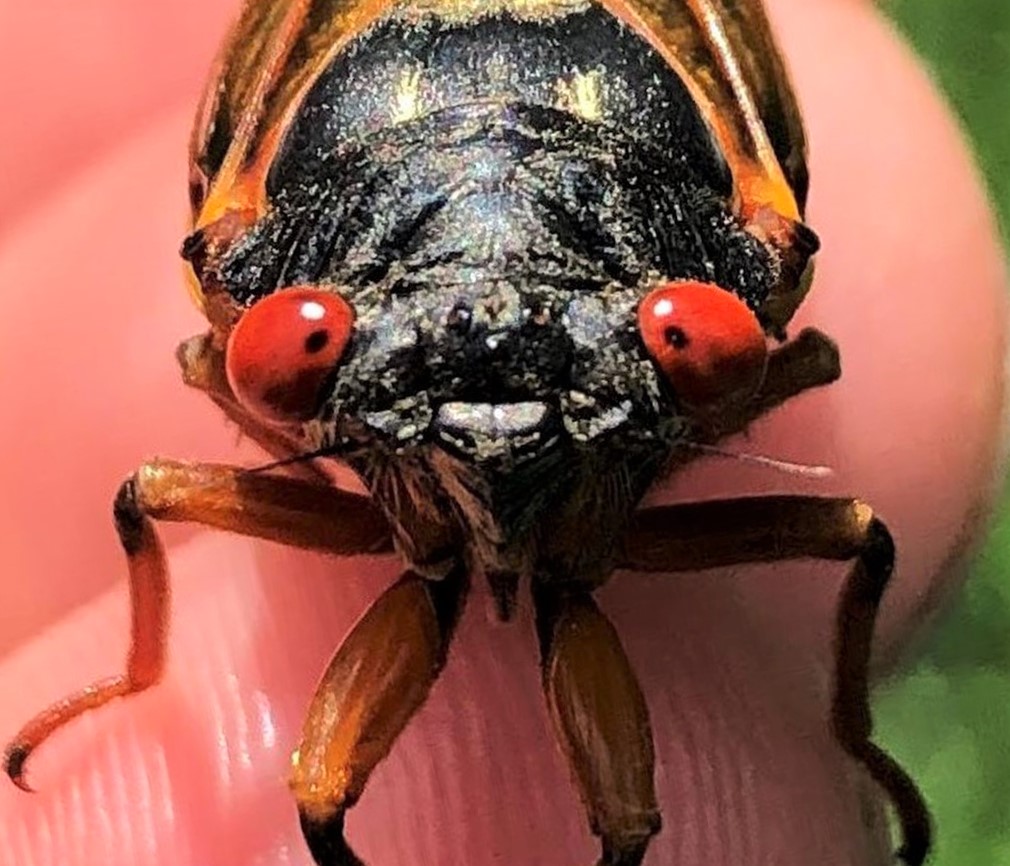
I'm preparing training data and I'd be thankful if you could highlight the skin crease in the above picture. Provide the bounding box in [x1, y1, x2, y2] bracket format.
[0, 0, 1006, 863]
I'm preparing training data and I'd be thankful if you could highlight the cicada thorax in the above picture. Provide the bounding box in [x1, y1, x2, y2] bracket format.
[185, 0, 816, 324]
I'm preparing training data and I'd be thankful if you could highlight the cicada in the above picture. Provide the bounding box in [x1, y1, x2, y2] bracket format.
[5, 0, 931, 863]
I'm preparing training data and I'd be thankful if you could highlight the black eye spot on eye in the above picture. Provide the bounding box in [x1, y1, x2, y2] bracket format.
[304, 330, 330, 354]
[664, 326, 689, 350]
[447, 303, 473, 334]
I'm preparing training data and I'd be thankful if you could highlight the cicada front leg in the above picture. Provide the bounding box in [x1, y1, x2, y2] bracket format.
[293, 567, 468, 866]
[3, 458, 392, 789]
[534, 585, 661, 866]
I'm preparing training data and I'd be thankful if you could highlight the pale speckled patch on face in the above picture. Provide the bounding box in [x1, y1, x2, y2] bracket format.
[436, 401, 551, 437]
[433, 400, 558, 460]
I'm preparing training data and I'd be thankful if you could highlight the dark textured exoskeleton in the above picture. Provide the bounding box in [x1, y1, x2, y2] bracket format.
[5, 1, 932, 864]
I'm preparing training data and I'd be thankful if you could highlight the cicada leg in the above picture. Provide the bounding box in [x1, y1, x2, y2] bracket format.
[622, 496, 931, 866]
[704, 325, 840, 440]
[3, 458, 392, 789]
[534, 586, 661, 866]
[293, 567, 468, 866]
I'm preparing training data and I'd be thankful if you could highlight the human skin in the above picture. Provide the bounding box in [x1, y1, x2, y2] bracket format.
[0, 0, 1006, 864]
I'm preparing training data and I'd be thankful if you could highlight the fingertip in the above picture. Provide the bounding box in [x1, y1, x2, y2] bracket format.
[793, 0, 1008, 654]
[0, 0, 236, 231]
[0, 108, 254, 654]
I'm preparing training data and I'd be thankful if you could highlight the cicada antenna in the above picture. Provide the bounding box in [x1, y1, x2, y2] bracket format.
[684, 442, 834, 479]
[243, 445, 336, 475]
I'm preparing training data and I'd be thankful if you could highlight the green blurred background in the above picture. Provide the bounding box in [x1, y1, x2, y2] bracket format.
[877, 2, 1010, 863]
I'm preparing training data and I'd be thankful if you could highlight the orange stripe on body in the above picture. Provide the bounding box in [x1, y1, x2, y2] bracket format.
[598, 0, 798, 222]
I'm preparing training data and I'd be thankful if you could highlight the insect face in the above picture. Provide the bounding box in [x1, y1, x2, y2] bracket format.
[226, 271, 776, 468]
[216, 118, 778, 470]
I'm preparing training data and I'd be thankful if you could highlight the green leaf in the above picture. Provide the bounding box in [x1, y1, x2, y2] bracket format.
[873, 5, 1009, 864]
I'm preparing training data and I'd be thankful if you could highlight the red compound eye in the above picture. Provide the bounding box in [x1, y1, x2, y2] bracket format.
[226, 287, 354, 424]
[638, 281, 768, 407]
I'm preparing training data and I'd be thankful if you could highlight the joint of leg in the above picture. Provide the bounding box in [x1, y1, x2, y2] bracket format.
[175, 332, 216, 390]
[299, 808, 365, 866]
[598, 814, 661, 866]
[860, 517, 896, 585]
[291, 760, 357, 818]
[113, 476, 146, 556]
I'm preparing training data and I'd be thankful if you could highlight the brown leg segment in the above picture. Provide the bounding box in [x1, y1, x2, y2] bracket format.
[745, 327, 839, 421]
[622, 496, 931, 866]
[293, 567, 468, 866]
[698, 326, 840, 442]
[534, 585, 661, 866]
[4, 458, 392, 790]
